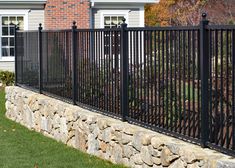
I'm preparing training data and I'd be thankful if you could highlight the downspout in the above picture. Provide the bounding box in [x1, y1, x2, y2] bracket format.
[89, 1, 94, 63]
[89, 1, 94, 29]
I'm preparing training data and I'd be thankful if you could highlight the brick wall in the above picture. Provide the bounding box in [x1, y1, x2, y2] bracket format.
[45, 0, 90, 29]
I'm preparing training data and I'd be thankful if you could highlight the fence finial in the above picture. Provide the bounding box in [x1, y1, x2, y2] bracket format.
[122, 18, 126, 24]
[202, 13, 207, 20]
[73, 21, 76, 27]
[39, 23, 42, 28]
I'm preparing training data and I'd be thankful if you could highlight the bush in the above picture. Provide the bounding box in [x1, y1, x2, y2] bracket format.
[0, 71, 15, 86]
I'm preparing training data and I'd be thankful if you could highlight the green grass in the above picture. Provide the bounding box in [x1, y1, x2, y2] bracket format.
[0, 88, 125, 168]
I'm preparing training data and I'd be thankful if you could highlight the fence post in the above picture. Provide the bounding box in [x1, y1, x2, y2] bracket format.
[72, 21, 78, 105]
[14, 25, 19, 85]
[120, 18, 129, 122]
[200, 13, 210, 148]
[38, 23, 43, 94]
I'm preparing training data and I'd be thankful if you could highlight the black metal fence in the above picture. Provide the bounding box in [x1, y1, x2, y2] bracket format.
[15, 14, 235, 156]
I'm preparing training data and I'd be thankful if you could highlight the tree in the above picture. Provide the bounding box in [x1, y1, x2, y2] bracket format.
[145, 0, 176, 26]
[145, 0, 235, 26]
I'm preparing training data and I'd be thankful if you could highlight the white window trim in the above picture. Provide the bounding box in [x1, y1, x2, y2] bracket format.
[139, 6, 145, 27]
[100, 10, 129, 28]
[0, 9, 29, 62]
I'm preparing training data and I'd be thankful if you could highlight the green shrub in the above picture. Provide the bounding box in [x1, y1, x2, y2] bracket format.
[0, 71, 15, 86]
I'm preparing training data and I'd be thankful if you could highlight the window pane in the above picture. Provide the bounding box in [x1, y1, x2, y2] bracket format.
[111, 16, 118, 25]
[10, 26, 15, 35]
[10, 48, 14, 56]
[1, 37, 8, 46]
[2, 17, 8, 25]
[2, 48, 9, 56]
[10, 16, 16, 25]
[104, 16, 110, 26]
[10, 37, 14, 46]
[17, 17, 24, 30]
[2, 27, 9, 36]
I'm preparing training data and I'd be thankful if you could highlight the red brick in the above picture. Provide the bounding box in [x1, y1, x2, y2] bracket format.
[45, 0, 90, 29]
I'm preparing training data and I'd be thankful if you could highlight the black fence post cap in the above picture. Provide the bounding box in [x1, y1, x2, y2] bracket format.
[122, 18, 126, 24]
[39, 23, 42, 27]
[72, 21, 77, 29]
[202, 13, 207, 20]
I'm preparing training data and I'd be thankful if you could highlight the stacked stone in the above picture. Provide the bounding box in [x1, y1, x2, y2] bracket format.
[5, 86, 235, 168]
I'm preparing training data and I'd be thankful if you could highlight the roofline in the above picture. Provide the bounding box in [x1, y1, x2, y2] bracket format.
[0, 0, 47, 5]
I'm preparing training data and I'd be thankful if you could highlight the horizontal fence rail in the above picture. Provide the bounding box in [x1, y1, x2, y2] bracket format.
[15, 15, 235, 156]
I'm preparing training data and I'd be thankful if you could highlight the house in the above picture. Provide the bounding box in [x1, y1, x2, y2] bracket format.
[0, 0, 158, 72]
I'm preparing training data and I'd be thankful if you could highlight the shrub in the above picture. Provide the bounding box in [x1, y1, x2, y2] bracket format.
[0, 71, 15, 86]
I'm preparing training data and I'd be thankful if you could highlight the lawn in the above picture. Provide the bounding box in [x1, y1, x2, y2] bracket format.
[0, 88, 125, 168]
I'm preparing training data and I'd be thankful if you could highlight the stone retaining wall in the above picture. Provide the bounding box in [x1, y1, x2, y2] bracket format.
[5, 86, 235, 168]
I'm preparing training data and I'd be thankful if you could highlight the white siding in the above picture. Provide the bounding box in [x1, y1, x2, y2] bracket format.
[92, 8, 140, 28]
[129, 9, 140, 27]
[0, 61, 14, 72]
[28, 9, 44, 30]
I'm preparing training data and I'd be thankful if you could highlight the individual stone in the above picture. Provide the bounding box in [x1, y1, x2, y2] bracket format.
[153, 165, 163, 168]
[131, 154, 144, 165]
[121, 133, 133, 145]
[25, 105, 33, 128]
[60, 117, 68, 134]
[41, 116, 48, 131]
[65, 108, 78, 122]
[87, 134, 99, 154]
[151, 136, 165, 149]
[30, 101, 39, 112]
[123, 145, 137, 158]
[80, 114, 88, 122]
[168, 159, 187, 168]
[152, 157, 161, 165]
[102, 127, 114, 143]
[179, 147, 197, 164]
[216, 160, 235, 168]
[148, 146, 161, 157]
[78, 121, 90, 134]
[122, 158, 130, 167]
[187, 162, 200, 168]
[123, 127, 137, 135]
[97, 119, 109, 130]
[111, 143, 123, 164]
[86, 115, 97, 125]
[99, 141, 108, 153]
[92, 126, 100, 138]
[112, 123, 125, 131]
[166, 142, 183, 155]
[132, 132, 144, 151]
[161, 146, 179, 166]
[111, 131, 122, 142]
[134, 165, 143, 168]
[53, 114, 60, 129]
[142, 134, 154, 146]
[140, 146, 153, 166]
[75, 130, 87, 152]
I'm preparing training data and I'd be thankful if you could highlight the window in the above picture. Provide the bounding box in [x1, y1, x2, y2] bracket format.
[1, 16, 24, 57]
[104, 16, 125, 28]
